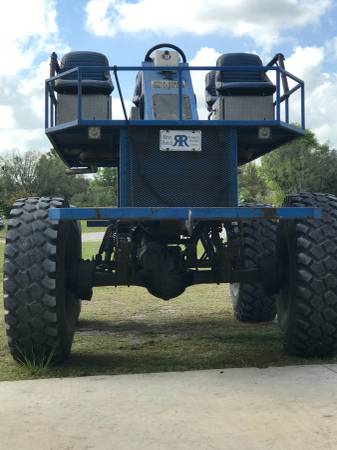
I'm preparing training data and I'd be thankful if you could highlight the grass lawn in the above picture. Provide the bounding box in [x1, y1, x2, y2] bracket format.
[0, 220, 103, 237]
[1, 221, 104, 238]
[81, 220, 107, 234]
[0, 240, 335, 381]
[0, 220, 7, 240]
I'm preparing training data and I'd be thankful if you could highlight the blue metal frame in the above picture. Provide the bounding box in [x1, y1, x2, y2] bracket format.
[46, 119, 301, 132]
[45, 61, 308, 224]
[140, 61, 198, 120]
[49, 206, 321, 221]
[45, 64, 305, 130]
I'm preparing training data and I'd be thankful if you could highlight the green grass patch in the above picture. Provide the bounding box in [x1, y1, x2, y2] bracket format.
[0, 220, 7, 240]
[1, 220, 104, 237]
[0, 240, 336, 381]
[82, 241, 101, 259]
[81, 221, 106, 234]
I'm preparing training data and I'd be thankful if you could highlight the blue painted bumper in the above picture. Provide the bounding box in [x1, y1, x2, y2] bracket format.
[49, 206, 322, 221]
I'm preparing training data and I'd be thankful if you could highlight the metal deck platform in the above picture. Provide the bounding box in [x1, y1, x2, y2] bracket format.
[45, 63, 305, 169]
[46, 119, 304, 168]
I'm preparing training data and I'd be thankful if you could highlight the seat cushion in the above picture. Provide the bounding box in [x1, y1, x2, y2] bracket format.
[216, 53, 275, 96]
[216, 81, 276, 96]
[55, 51, 113, 95]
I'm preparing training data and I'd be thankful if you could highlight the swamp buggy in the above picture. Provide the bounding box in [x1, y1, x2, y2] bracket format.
[4, 43, 337, 363]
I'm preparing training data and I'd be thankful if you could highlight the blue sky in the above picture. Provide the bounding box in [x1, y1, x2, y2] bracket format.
[1, 0, 337, 152]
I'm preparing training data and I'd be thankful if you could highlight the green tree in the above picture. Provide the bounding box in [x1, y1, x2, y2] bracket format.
[91, 167, 117, 206]
[239, 162, 268, 203]
[0, 151, 41, 215]
[35, 151, 89, 200]
[0, 151, 40, 195]
[71, 167, 117, 207]
[0, 150, 90, 214]
[260, 130, 337, 204]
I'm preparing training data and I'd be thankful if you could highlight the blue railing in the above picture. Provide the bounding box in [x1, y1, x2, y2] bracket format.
[45, 64, 304, 130]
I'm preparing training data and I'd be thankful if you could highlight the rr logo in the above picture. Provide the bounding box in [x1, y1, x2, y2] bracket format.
[173, 135, 189, 147]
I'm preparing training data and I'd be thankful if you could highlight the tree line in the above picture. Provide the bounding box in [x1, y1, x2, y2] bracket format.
[0, 128, 336, 216]
[0, 150, 117, 216]
[239, 129, 337, 205]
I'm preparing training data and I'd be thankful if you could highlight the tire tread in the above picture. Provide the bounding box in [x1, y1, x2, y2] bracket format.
[3, 197, 76, 363]
[230, 203, 277, 322]
[280, 192, 337, 356]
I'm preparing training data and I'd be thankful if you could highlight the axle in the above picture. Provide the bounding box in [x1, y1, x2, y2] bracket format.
[71, 221, 281, 301]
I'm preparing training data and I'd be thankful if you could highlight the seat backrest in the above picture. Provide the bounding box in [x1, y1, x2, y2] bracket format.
[60, 51, 110, 80]
[55, 51, 113, 95]
[216, 53, 264, 83]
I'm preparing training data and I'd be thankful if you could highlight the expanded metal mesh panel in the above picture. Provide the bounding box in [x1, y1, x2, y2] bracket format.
[152, 95, 192, 120]
[124, 127, 232, 207]
[213, 96, 273, 121]
[56, 94, 111, 124]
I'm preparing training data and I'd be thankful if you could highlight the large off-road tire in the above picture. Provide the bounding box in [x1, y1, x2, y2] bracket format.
[277, 193, 337, 357]
[4, 197, 81, 364]
[230, 204, 277, 322]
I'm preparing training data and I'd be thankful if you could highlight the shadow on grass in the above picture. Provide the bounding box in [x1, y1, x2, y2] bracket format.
[62, 316, 313, 377]
[67, 352, 207, 370]
[4, 316, 334, 380]
[3, 316, 331, 380]
[77, 317, 280, 342]
[64, 347, 332, 377]
[64, 349, 283, 375]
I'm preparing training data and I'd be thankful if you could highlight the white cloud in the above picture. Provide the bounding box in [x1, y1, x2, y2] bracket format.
[0, 0, 58, 75]
[190, 44, 337, 147]
[0, 106, 15, 130]
[0, 75, 49, 150]
[325, 36, 337, 60]
[283, 45, 337, 146]
[111, 97, 133, 119]
[0, 0, 67, 153]
[0, 129, 46, 153]
[286, 46, 325, 89]
[189, 47, 221, 119]
[85, 0, 331, 47]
